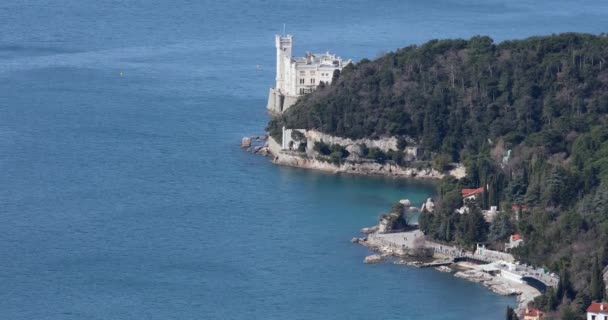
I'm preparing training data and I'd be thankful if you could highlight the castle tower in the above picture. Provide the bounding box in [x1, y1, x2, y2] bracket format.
[275, 34, 293, 94]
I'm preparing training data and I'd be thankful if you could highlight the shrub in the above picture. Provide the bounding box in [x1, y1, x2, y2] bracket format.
[297, 143, 307, 153]
[432, 153, 452, 172]
[367, 147, 387, 163]
[314, 141, 331, 156]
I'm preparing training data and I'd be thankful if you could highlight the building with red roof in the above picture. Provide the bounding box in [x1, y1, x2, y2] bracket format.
[461, 187, 484, 200]
[587, 302, 608, 320]
[506, 234, 524, 251]
[512, 204, 528, 211]
[523, 308, 545, 320]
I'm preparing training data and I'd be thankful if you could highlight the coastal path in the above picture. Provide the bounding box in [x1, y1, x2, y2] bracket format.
[367, 230, 559, 288]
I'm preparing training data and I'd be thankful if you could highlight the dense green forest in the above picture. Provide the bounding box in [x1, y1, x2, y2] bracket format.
[268, 33, 608, 318]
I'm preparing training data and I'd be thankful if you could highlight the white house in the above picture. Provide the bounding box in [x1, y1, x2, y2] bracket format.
[456, 187, 484, 214]
[505, 234, 524, 250]
[523, 308, 546, 320]
[587, 302, 608, 320]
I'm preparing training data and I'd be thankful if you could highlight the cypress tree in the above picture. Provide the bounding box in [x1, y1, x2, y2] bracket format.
[601, 238, 608, 267]
[547, 287, 558, 311]
[482, 183, 489, 209]
[592, 255, 605, 301]
[557, 267, 574, 301]
[505, 306, 517, 320]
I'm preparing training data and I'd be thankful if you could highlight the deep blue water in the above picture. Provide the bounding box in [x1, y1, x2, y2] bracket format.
[1, 1, 606, 319]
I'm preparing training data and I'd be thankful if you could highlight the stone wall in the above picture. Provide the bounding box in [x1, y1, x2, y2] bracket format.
[267, 136, 283, 156]
[266, 88, 280, 113]
[266, 88, 298, 114]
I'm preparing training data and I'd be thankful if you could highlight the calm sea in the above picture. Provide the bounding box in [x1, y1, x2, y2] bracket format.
[1, 0, 606, 319]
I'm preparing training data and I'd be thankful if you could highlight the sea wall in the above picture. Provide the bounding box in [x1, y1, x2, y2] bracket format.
[267, 135, 283, 156]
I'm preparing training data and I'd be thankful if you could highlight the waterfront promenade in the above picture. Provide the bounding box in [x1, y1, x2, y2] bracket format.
[366, 230, 559, 287]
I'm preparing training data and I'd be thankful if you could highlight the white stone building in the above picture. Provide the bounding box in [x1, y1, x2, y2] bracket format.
[267, 34, 351, 113]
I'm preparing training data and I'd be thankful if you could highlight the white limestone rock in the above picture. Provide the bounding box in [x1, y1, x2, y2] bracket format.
[363, 254, 383, 264]
[360, 226, 379, 234]
[345, 144, 363, 157]
[241, 137, 251, 148]
[399, 199, 411, 207]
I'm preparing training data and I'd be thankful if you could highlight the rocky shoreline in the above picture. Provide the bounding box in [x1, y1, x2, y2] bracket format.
[453, 269, 541, 314]
[241, 134, 462, 180]
[350, 198, 541, 316]
[271, 151, 445, 179]
[354, 230, 540, 314]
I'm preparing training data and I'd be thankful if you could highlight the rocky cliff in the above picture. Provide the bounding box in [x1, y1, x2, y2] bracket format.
[270, 145, 444, 179]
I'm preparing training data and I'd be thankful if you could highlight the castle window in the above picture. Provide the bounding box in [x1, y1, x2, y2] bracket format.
[310, 71, 316, 75]
[299, 78, 305, 84]
[310, 78, 315, 84]
[299, 71, 305, 75]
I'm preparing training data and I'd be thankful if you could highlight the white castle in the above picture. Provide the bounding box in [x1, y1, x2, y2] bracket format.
[267, 34, 351, 113]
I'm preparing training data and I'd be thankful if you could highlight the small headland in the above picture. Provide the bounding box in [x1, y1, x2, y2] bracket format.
[242, 131, 465, 180]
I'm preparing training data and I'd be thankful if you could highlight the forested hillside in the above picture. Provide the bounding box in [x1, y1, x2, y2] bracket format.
[268, 33, 608, 318]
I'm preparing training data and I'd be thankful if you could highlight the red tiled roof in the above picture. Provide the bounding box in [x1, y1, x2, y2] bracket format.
[511, 234, 522, 241]
[587, 302, 608, 313]
[525, 309, 545, 317]
[461, 188, 484, 198]
[512, 204, 528, 210]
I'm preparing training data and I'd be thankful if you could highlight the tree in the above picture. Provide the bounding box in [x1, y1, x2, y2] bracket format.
[433, 153, 451, 172]
[331, 69, 341, 83]
[543, 167, 569, 207]
[488, 212, 514, 242]
[546, 287, 558, 311]
[418, 210, 433, 234]
[460, 200, 488, 246]
[367, 147, 387, 163]
[313, 141, 331, 155]
[591, 255, 605, 301]
[557, 268, 575, 301]
[560, 305, 578, 320]
[397, 136, 408, 150]
[505, 306, 518, 320]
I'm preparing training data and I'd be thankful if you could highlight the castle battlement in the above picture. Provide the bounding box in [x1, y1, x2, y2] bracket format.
[267, 35, 350, 113]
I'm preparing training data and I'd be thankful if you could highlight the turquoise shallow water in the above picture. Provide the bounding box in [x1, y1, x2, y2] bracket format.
[1, 0, 607, 319]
